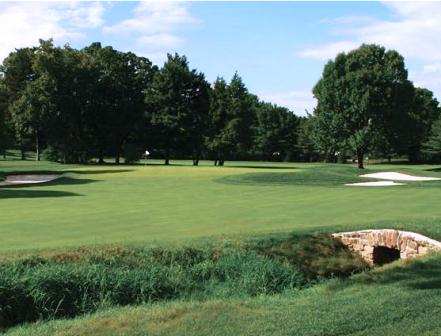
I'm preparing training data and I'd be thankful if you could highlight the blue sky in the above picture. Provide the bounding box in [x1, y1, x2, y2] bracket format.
[1, 1, 441, 115]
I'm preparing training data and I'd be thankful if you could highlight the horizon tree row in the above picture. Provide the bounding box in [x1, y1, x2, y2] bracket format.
[0, 39, 304, 165]
[1, 41, 441, 166]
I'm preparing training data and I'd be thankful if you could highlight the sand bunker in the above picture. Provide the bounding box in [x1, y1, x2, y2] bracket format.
[345, 181, 405, 187]
[360, 172, 441, 181]
[0, 174, 61, 186]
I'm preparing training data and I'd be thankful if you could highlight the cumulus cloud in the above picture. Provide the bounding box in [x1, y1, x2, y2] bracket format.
[103, 1, 198, 64]
[299, 2, 441, 62]
[299, 1, 441, 101]
[0, 2, 106, 62]
[258, 90, 317, 116]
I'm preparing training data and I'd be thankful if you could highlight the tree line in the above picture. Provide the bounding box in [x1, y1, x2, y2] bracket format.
[0, 39, 304, 165]
[0, 41, 440, 167]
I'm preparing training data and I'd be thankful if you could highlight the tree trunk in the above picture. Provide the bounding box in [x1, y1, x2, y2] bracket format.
[115, 146, 120, 164]
[21, 147, 25, 160]
[357, 149, 364, 169]
[193, 159, 199, 166]
[218, 159, 224, 166]
[98, 150, 104, 164]
[35, 133, 40, 161]
[214, 160, 218, 166]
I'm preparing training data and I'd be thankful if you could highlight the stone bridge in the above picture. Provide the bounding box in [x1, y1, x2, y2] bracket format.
[332, 229, 441, 265]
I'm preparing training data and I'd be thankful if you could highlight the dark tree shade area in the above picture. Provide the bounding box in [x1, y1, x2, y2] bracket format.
[0, 41, 440, 166]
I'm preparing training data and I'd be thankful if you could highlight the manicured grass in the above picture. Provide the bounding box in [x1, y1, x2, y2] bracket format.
[1, 158, 441, 252]
[6, 254, 441, 336]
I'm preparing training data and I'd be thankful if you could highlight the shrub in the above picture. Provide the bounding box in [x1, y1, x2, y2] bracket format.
[123, 144, 142, 163]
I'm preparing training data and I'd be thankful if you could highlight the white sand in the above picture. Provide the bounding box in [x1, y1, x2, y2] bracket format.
[360, 172, 441, 181]
[0, 174, 61, 186]
[345, 181, 405, 187]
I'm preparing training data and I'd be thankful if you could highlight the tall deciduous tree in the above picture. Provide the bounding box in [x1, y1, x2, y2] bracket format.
[407, 88, 441, 162]
[1, 47, 36, 159]
[423, 117, 441, 162]
[146, 53, 209, 165]
[206, 73, 255, 165]
[313, 44, 413, 168]
[254, 102, 299, 161]
[84, 43, 156, 164]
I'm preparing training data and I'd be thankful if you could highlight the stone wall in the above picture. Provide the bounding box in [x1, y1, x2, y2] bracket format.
[332, 229, 441, 265]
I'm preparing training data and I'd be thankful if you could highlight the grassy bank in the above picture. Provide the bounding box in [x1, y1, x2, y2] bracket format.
[6, 253, 441, 336]
[0, 234, 366, 329]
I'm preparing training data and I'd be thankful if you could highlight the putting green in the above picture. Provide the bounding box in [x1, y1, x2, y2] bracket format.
[1, 160, 441, 252]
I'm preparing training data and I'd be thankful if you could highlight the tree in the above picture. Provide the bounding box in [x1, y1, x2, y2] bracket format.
[423, 117, 441, 162]
[83, 43, 156, 164]
[1, 47, 36, 159]
[9, 77, 53, 161]
[146, 53, 209, 165]
[254, 102, 299, 161]
[0, 77, 8, 157]
[206, 77, 231, 165]
[206, 73, 255, 165]
[407, 88, 441, 162]
[313, 44, 413, 168]
[297, 115, 318, 162]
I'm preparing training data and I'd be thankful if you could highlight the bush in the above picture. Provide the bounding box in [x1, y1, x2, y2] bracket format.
[123, 144, 142, 163]
[41, 146, 61, 162]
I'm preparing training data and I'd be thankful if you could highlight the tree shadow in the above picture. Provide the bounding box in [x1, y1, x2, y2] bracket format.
[0, 176, 99, 189]
[63, 169, 134, 175]
[0, 189, 82, 199]
[225, 165, 299, 170]
[354, 256, 441, 290]
[425, 167, 441, 172]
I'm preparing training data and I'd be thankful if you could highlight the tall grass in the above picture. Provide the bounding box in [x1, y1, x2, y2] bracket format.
[0, 235, 366, 329]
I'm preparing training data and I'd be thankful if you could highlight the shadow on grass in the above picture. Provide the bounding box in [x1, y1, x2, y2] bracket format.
[425, 167, 441, 172]
[0, 176, 99, 189]
[354, 256, 441, 290]
[0, 189, 82, 199]
[224, 165, 299, 170]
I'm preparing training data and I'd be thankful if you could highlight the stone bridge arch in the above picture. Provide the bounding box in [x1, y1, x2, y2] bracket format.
[332, 229, 441, 265]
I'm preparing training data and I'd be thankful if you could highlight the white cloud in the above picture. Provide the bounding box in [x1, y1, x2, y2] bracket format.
[103, 1, 198, 64]
[0, 2, 106, 62]
[258, 90, 317, 116]
[299, 2, 441, 62]
[423, 62, 441, 74]
[299, 2, 441, 102]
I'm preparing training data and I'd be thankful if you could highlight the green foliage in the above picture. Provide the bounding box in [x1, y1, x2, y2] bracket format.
[206, 74, 257, 165]
[123, 144, 142, 163]
[145, 53, 210, 165]
[40, 146, 62, 162]
[423, 117, 441, 161]
[313, 44, 414, 167]
[253, 103, 300, 161]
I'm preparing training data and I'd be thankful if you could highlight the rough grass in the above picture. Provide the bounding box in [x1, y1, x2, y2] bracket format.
[0, 235, 366, 330]
[6, 253, 441, 336]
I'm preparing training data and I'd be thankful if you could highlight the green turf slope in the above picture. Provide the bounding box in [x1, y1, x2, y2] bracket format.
[1, 160, 441, 252]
